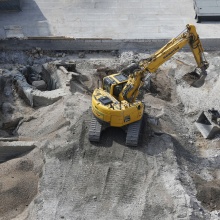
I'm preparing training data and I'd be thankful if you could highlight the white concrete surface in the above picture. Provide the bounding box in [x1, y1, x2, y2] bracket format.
[0, 0, 220, 39]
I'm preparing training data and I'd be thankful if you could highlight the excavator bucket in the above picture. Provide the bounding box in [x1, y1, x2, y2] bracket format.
[194, 110, 220, 139]
[182, 68, 207, 88]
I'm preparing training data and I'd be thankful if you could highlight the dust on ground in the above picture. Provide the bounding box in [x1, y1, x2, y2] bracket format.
[0, 50, 220, 220]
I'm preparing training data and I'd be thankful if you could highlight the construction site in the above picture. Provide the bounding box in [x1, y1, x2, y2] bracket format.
[1, 0, 220, 220]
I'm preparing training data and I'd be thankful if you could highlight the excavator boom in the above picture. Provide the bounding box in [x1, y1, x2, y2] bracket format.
[140, 24, 208, 72]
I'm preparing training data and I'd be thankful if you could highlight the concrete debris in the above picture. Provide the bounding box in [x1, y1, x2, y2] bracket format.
[32, 88, 66, 107]
[78, 52, 85, 58]
[195, 111, 220, 139]
[0, 141, 36, 163]
[12, 62, 74, 107]
[32, 80, 47, 91]
[110, 50, 119, 57]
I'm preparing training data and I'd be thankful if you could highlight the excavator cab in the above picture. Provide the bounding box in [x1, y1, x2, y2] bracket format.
[102, 73, 128, 98]
[113, 84, 124, 97]
[102, 77, 112, 94]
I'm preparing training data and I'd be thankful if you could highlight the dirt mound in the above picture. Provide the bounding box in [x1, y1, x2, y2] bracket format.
[193, 174, 220, 211]
[0, 171, 38, 219]
[0, 154, 43, 220]
[148, 69, 173, 102]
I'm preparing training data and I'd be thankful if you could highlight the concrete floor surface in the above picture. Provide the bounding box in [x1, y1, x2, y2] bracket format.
[0, 0, 220, 39]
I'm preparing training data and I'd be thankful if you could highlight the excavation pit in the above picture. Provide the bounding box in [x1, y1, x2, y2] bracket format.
[13, 62, 77, 107]
[193, 174, 220, 211]
[182, 71, 205, 88]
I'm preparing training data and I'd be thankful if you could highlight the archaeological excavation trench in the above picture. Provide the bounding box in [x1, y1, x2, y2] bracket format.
[1, 50, 220, 220]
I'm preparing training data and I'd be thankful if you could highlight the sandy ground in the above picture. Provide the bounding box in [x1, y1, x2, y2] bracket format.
[1, 50, 220, 220]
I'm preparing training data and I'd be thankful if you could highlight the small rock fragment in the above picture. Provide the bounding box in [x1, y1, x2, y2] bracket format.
[78, 52, 85, 58]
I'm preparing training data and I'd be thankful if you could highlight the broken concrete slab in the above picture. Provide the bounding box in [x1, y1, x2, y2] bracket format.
[0, 141, 36, 163]
[32, 80, 47, 91]
[195, 111, 220, 139]
[32, 88, 66, 107]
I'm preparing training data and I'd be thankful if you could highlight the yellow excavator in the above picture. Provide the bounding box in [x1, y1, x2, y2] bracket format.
[89, 24, 209, 146]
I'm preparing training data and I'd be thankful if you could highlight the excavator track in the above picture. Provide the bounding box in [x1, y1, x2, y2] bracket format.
[89, 116, 102, 142]
[126, 118, 143, 146]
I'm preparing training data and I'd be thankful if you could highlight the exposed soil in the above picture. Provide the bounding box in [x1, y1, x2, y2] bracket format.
[193, 174, 220, 211]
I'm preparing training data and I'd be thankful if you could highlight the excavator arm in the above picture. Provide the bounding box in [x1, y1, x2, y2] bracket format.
[120, 24, 209, 102]
[140, 24, 208, 72]
[118, 70, 145, 103]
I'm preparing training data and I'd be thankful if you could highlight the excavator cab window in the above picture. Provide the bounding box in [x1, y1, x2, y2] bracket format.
[103, 78, 110, 93]
[103, 77, 115, 94]
[113, 83, 124, 97]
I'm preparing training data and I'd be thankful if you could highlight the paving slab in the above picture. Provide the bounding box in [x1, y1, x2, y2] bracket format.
[0, 0, 220, 39]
